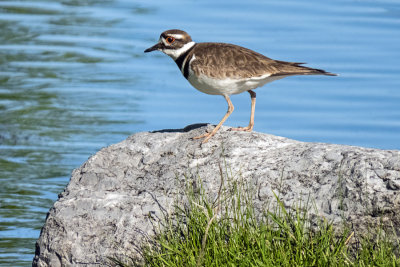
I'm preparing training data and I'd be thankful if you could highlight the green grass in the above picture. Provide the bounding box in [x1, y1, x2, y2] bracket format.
[111, 174, 400, 267]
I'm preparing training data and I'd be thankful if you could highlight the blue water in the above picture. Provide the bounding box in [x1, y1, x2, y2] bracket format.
[0, 0, 399, 265]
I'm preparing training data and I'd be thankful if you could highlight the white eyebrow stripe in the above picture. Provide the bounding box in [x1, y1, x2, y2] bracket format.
[168, 34, 184, 39]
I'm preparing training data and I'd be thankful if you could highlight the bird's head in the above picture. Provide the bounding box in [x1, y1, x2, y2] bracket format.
[144, 29, 195, 60]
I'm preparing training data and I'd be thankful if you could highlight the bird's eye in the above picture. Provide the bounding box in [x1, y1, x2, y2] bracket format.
[166, 37, 175, 44]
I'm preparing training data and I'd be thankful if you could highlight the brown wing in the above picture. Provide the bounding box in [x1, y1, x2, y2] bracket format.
[190, 42, 336, 79]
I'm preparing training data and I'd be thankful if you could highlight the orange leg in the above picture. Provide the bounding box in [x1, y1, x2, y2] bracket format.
[193, 95, 234, 143]
[230, 90, 256, 132]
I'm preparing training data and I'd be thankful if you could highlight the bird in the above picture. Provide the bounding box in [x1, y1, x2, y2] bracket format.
[144, 29, 336, 143]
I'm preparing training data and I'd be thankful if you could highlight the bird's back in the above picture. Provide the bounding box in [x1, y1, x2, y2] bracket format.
[189, 42, 336, 79]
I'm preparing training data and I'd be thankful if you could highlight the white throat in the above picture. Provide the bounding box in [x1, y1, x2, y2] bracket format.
[163, 41, 196, 60]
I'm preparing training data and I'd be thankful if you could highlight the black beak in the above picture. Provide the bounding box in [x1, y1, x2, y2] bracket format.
[144, 43, 162, 53]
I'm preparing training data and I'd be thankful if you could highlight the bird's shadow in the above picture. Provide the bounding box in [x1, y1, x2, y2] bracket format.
[151, 123, 209, 133]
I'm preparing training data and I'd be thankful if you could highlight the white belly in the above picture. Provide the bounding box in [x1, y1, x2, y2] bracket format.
[187, 69, 286, 96]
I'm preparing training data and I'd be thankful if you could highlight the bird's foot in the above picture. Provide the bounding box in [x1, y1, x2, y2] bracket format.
[229, 126, 253, 132]
[192, 130, 215, 143]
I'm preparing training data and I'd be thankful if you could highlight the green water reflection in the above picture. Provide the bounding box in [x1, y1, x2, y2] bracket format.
[0, 0, 142, 265]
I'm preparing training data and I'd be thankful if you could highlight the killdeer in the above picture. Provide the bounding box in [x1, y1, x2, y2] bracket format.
[145, 29, 336, 143]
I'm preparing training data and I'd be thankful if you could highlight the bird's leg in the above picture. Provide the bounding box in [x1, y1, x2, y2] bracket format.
[193, 95, 234, 143]
[230, 90, 256, 132]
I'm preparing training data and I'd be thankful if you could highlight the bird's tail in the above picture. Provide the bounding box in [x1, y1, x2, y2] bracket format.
[272, 61, 337, 77]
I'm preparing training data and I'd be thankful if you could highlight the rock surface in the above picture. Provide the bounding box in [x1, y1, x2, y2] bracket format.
[33, 124, 400, 266]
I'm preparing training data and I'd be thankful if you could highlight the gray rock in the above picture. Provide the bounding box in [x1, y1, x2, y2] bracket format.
[33, 124, 400, 266]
